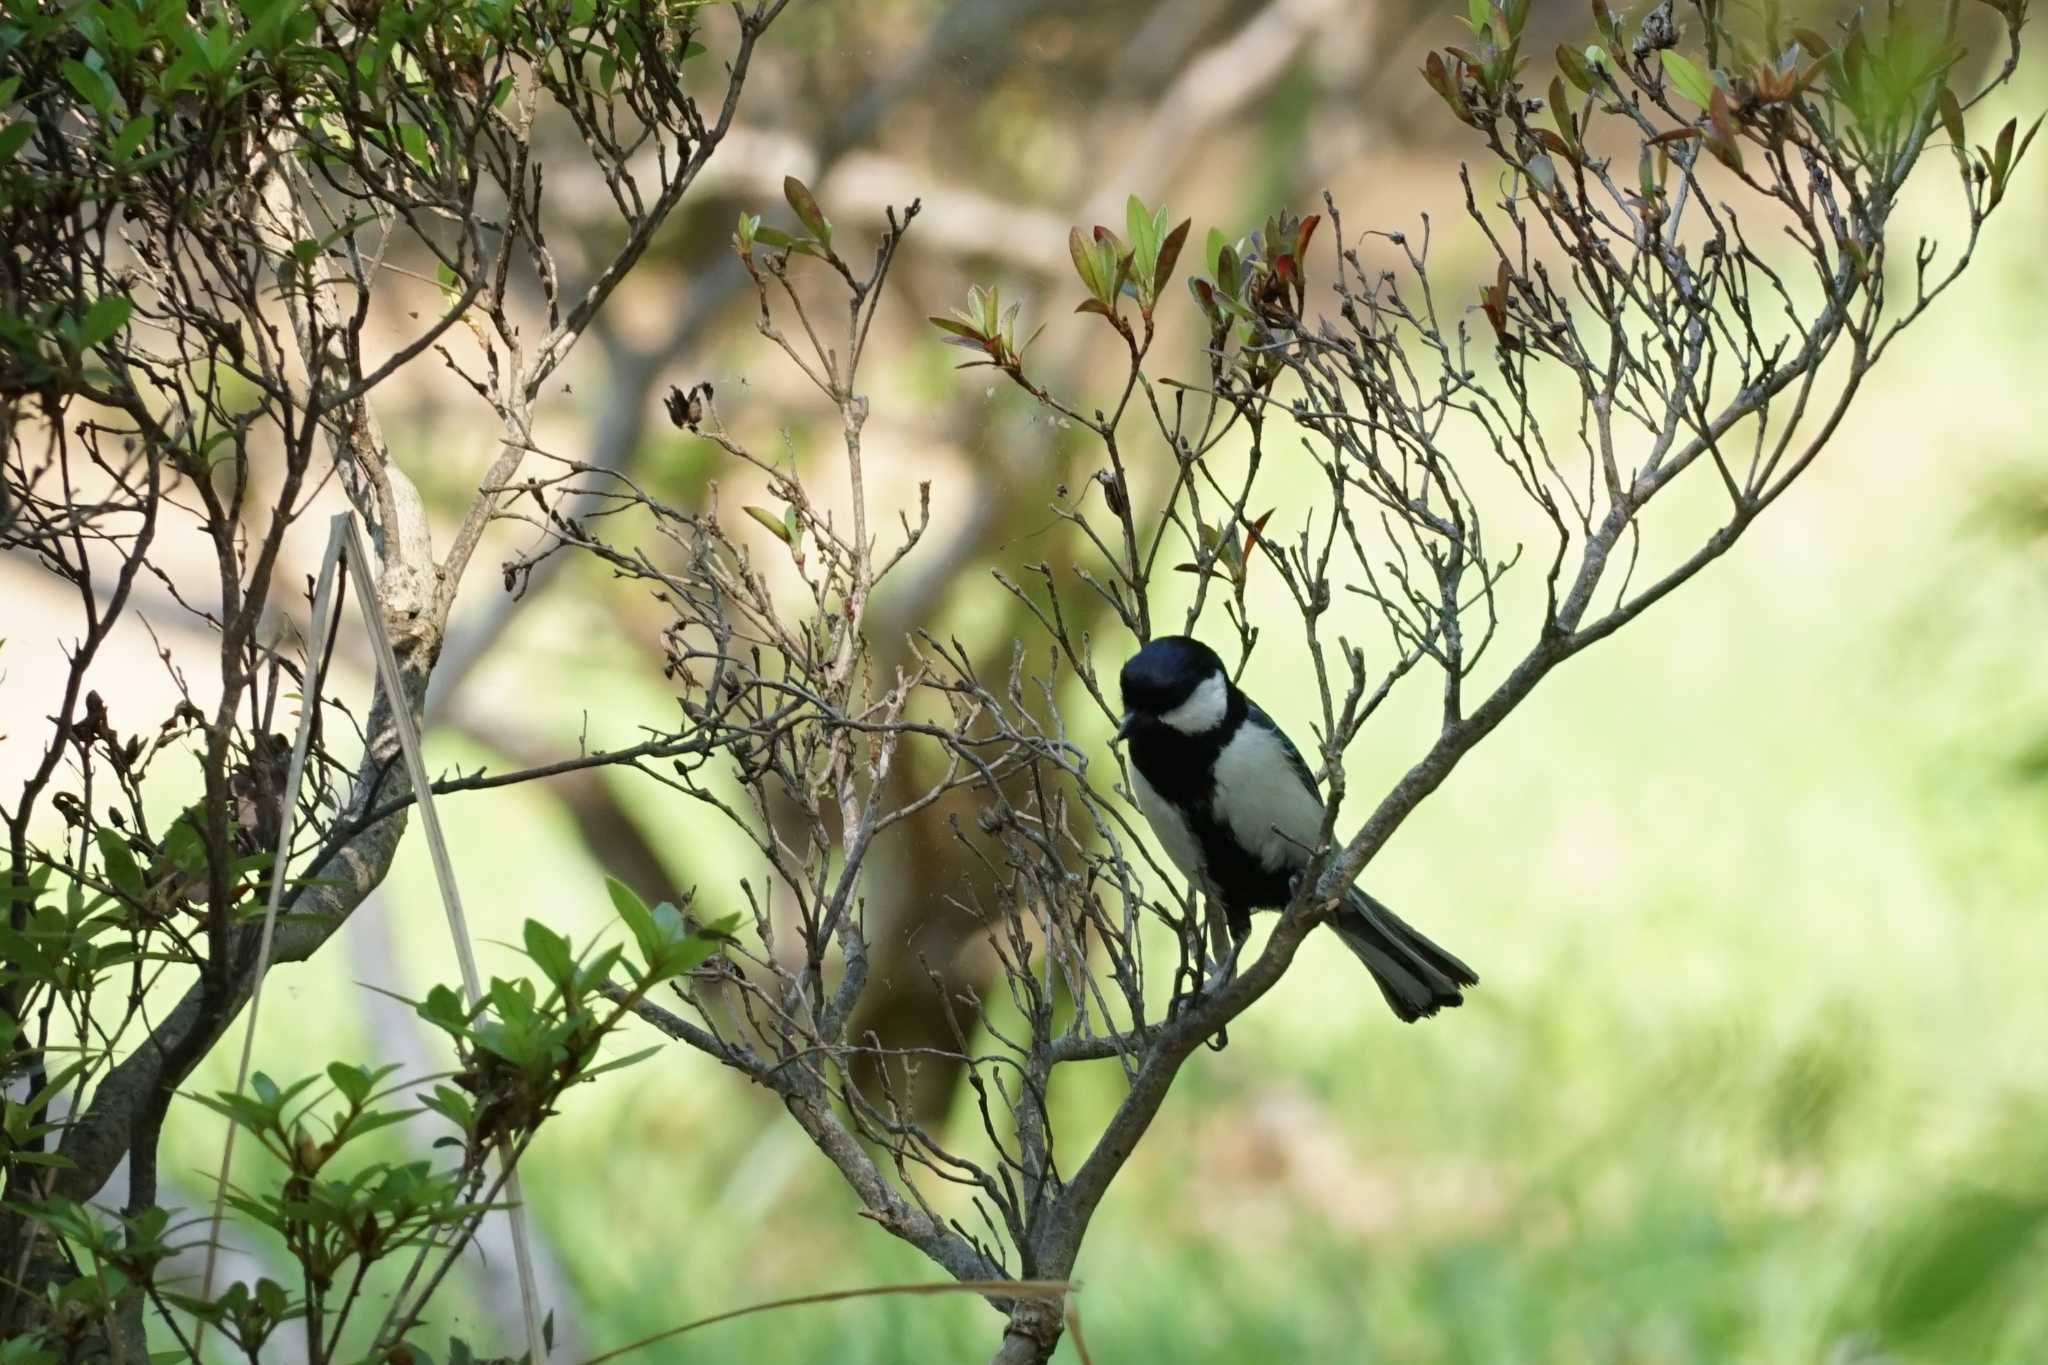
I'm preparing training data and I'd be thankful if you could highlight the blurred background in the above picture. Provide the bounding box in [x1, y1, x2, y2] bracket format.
[7, 0, 2048, 1359]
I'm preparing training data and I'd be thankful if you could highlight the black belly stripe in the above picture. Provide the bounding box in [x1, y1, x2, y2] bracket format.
[1126, 687, 1297, 913]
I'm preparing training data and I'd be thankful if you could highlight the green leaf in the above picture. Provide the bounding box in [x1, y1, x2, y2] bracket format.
[109, 114, 154, 164]
[970, 283, 999, 332]
[326, 1062, 371, 1107]
[398, 122, 431, 169]
[1069, 226, 1103, 301]
[1549, 75, 1576, 146]
[1557, 42, 1594, 92]
[1466, 0, 1490, 32]
[1660, 50, 1715, 107]
[1124, 195, 1165, 297]
[422, 1083, 473, 1132]
[607, 876, 659, 963]
[1125, 195, 1157, 263]
[77, 295, 132, 350]
[1875, 1191, 2048, 1344]
[658, 930, 722, 979]
[95, 828, 142, 900]
[418, 982, 469, 1033]
[3, 863, 51, 906]
[0, 122, 31, 164]
[61, 59, 114, 117]
[522, 919, 575, 988]
[579, 1043, 662, 1082]
[742, 505, 794, 543]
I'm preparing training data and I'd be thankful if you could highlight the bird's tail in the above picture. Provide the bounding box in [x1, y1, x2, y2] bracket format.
[1328, 888, 1478, 1023]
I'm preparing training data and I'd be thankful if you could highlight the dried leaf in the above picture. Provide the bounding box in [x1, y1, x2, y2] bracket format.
[1708, 85, 1736, 141]
[1792, 28, 1831, 59]
[2017, 112, 2044, 169]
[1707, 133, 1744, 173]
[783, 176, 830, 247]
[1295, 214, 1320, 262]
[1242, 509, 1275, 566]
[1154, 218, 1191, 297]
[1094, 469, 1128, 516]
[1936, 86, 1965, 150]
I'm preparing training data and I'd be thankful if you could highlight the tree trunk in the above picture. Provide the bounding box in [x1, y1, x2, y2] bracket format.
[988, 1299, 1063, 1365]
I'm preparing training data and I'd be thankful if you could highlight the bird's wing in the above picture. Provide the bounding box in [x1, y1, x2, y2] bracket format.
[1216, 699, 1329, 870]
[1243, 700, 1323, 803]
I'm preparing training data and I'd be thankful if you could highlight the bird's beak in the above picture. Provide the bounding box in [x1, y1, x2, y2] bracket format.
[1113, 712, 1137, 744]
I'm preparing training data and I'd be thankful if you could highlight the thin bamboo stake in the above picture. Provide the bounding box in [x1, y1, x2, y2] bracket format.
[195, 513, 347, 1344]
[339, 514, 548, 1363]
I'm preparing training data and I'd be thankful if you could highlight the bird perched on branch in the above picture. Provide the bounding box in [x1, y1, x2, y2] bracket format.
[1115, 635, 1477, 1022]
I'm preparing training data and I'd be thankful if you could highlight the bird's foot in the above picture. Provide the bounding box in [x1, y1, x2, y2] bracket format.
[1202, 932, 1247, 996]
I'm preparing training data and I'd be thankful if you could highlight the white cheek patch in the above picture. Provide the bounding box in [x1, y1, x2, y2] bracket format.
[1210, 723, 1327, 872]
[1159, 672, 1228, 734]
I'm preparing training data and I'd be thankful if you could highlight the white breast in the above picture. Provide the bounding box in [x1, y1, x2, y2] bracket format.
[1210, 722, 1327, 871]
[1130, 763, 1207, 886]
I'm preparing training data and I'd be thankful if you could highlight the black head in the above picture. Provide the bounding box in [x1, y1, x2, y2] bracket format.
[1117, 635, 1228, 738]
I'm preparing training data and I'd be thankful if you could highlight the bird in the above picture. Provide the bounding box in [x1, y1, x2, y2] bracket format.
[1114, 635, 1477, 1022]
